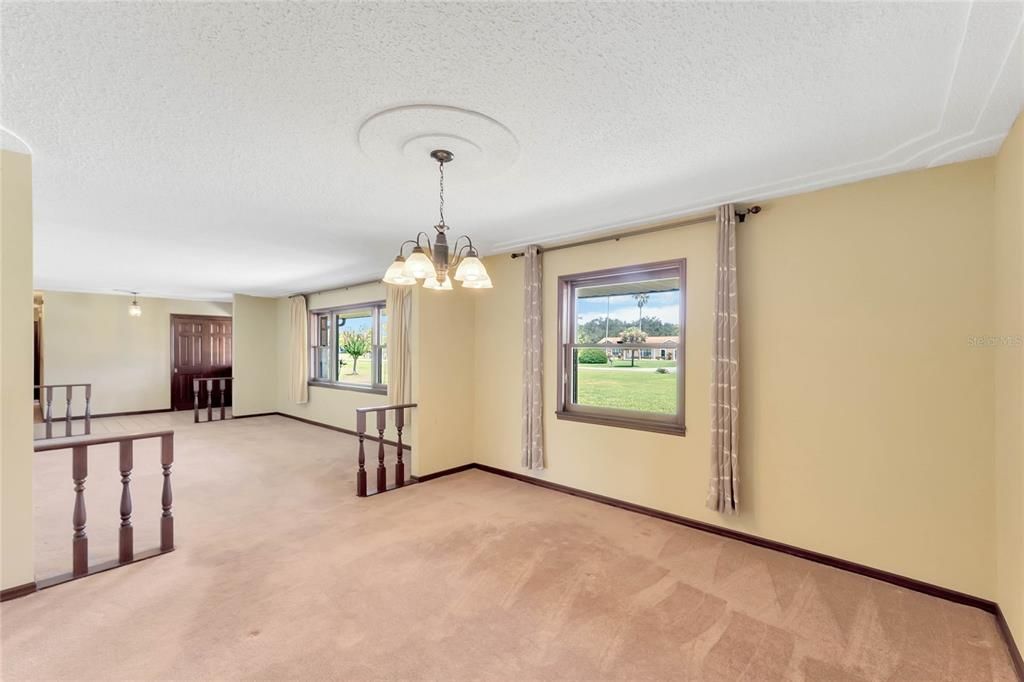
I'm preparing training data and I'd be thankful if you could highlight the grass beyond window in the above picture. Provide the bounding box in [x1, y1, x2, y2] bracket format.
[575, 365, 677, 414]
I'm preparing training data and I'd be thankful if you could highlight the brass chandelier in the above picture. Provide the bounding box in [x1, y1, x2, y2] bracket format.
[382, 150, 492, 290]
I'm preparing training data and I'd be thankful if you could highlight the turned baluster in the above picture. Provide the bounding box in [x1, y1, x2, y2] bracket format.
[376, 411, 387, 493]
[65, 385, 73, 437]
[219, 379, 226, 420]
[394, 408, 405, 487]
[45, 386, 54, 439]
[160, 434, 174, 551]
[118, 440, 133, 563]
[72, 445, 88, 576]
[206, 379, 213, 422]
[193, 379, 200, 423]
[356, 412, 367, 497]
[83, 384, 92, 435]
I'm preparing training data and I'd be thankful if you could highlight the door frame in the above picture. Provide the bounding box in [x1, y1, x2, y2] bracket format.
[169, 314, 233, 410]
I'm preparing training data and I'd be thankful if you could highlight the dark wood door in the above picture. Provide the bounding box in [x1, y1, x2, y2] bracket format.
[171, 315, 232, 410]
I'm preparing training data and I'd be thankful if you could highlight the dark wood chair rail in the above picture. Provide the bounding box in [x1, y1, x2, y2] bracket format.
[355, 403, 417, 497]
[34, 383, 93, 440]
[192, 377, 234, 423]
[33, 430, 175, 586]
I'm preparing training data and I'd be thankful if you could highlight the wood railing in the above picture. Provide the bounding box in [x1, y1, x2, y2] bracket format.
[35, 383, 92, 439]
[355, 403, 416, 497]
[193, 377, 233, 423]
[33, 430, 175, 588]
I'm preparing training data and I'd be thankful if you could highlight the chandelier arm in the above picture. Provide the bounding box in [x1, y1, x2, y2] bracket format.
[398, 239, 420, 257]
[449, 238, 476, 270]
[415, 231, 435, 260]
[450, 235, 471, 264]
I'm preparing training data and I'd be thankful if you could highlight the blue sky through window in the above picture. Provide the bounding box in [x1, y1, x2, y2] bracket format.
[337, 313, 372, 335]
[576, 290, 680, 325]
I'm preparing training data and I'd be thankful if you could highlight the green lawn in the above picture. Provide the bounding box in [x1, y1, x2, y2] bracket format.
[576, 366, 676, 414]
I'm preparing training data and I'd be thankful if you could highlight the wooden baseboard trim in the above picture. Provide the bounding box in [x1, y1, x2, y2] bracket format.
[421, 461, 1023, 670]
[231, 412, 276, 420]
[0, 581, 37, 602]
[415, 463, 476, 482]
[35, 547, 172, 592]
[274, 412, 411, 451]
[995, 604, 1024, 681]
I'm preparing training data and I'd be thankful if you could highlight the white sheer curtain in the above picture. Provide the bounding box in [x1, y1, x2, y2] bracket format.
[707, 204, 740, 513]
[521, 245, 545, 470]
[386, 286, 412, 404]
[289, 296, 309, 404]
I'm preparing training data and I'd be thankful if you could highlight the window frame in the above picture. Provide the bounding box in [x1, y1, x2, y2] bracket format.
[556, 259, 686, 436]
[308, 300, 387, 395]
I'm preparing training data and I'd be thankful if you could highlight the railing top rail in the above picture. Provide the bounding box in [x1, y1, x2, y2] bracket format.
[355, 402, 418, 414]
[35, 383, 92, 389]
[192, 377, 235, 381]
[34, 430, 174, 453]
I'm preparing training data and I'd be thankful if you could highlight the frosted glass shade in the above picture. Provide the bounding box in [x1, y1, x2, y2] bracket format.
[128, 303, 142, 317]
[453, 256, 489, 282]
[423, 274, 453, 291]
[403, 248, 437, 280]
[461, 275, 493, 289]
[383, 257, 416, 285]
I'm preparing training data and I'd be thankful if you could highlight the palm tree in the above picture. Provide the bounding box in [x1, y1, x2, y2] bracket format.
[633, 293, 650, 333]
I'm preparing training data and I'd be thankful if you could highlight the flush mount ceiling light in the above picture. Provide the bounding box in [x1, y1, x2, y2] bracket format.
[382, 150, 492, 291]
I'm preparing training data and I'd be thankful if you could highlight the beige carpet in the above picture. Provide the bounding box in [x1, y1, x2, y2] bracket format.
[2, 415, 1016, 680]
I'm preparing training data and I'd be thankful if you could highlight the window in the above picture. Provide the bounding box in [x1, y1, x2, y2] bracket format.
[309, 301, 387, 392]
[557, 259, 686, 435]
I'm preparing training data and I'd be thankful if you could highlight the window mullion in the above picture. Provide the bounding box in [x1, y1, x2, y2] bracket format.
[331, 312, 338, 384]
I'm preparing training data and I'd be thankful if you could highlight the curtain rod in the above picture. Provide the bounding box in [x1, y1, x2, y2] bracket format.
[508, 206, 761, 259]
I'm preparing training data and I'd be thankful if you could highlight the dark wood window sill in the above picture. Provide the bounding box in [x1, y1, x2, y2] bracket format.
[308, 381, 387, 396]
[555, 410, 686, 437]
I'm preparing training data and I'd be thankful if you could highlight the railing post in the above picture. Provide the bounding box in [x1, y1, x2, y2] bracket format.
[356, 411, 367, 497]
[206, 379, 213, 422]
[160, 434, 174, 551]
[45, 386, 53, 439]
[394, 407, 405, 487]
[65, 385, 73, 437]
[376, 411, 387, 493]
[72, 445, 88, 576]
[118, 440, 134, 563]
[84, 384, 92, 435]
[193, 379, 200, 423]
[219, 378, 226, 421]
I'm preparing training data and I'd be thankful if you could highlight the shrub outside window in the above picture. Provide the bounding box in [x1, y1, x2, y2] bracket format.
[556, 259, 686, 435]
[309, 301, 387, 393]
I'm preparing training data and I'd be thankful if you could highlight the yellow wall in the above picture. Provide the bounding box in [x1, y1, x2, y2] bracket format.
[409, 285, 477, 476]
[993, 114, 1024, 644]
[473, 158, 998, 600]
[232, 294, 278, 416]
[40, 291, 231, 415]
[0, 150, 35, 590]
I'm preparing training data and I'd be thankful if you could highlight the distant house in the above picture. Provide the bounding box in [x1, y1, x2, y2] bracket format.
[597, 335, 679, 360]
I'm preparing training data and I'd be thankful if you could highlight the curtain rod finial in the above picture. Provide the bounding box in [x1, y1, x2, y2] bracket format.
[736, 205, 762, 223]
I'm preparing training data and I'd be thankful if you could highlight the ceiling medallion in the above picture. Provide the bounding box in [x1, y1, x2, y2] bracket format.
[382, 150, 492, 291]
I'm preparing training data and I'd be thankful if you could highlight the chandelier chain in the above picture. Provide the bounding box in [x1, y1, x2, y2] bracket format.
[438, 158, 446, 227]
